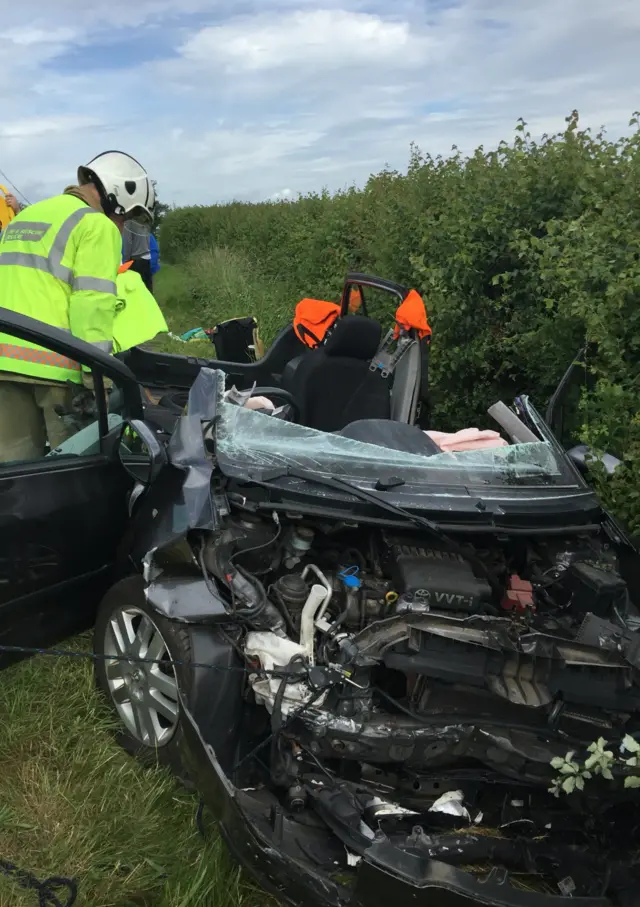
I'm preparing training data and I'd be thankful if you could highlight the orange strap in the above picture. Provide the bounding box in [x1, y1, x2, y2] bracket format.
[0, 343, 81, 371]
[293, 298, 341, 348]
[393, 289, 432, 340]
[118, 260, 134, 274]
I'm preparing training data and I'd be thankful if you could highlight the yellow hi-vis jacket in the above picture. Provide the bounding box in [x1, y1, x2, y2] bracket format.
[113, 262, 168, 353]
[0, 193, 121, 384]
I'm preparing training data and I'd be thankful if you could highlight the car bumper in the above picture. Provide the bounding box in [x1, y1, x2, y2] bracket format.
[180, 703, 610, 907]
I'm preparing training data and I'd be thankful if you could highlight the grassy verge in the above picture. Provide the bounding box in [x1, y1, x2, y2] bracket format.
[0, 250, 286, 906]
[0, 637, 274, 907]
[149, 248, 297, 358]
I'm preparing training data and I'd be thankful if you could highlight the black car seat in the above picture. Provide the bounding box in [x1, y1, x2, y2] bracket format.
[293, 316, 390, 432]
[264, 324, 308, 384]
[281, 351, 307, 390]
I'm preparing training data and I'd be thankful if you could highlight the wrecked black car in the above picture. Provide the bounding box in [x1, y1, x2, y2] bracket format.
[93, 362, 640, 907]
[1, 292, 639, 907]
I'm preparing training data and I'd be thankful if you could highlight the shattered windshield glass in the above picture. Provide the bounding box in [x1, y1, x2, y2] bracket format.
[215, 403, 573, 487]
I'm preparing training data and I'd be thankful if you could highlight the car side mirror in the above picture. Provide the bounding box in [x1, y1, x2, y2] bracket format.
[118, 418, 167, 486]
[566, 443, 622, 477]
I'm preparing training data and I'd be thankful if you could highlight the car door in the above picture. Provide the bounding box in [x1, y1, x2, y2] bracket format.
[0, 307, 143, 668]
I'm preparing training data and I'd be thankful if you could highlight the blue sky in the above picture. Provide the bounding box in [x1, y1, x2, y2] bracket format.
[2, 0, 640, 207]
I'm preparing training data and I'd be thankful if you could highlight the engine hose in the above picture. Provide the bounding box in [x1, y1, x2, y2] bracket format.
[205, 547, 286, 635]
[342, 547, 366, 570]
[228, 517, 282, 572]
[198, 539, 224, 602]
[317, 608, 350, 664]
[270, 654, 306, 786]
[269, 584, 297, 636]
[232, 565, 289, 635]
[325, 608, 350, 638]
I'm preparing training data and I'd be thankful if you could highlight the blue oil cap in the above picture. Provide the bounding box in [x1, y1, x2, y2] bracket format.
[339, 566, 361, 589]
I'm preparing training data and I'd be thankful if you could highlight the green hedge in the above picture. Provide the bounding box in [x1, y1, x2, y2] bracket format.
[161, 112, 640, 533]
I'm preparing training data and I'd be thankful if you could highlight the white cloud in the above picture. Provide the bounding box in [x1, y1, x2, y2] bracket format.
[6, 26, 80, 46]
[270, 188, 294, 200]
[1, 0, 222, 32]
[173, 125, 327, 173]
[0, 116, 103, 139]
[0, 0, 639, 207]
[179, 9, 425, 72]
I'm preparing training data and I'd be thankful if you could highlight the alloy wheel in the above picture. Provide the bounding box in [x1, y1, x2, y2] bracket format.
[103, 605, 179, 746]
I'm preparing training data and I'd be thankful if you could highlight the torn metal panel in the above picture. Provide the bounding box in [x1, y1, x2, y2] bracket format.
[130, 369, 228, 561]
[165, 367, 225, 532]
[145, 575, 229, 622]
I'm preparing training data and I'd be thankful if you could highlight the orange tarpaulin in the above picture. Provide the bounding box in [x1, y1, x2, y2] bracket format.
[294, 287, 430, 350]
[293, 298, 341, 348]
[293, 287, 364, 349]
[393, 289, 432, 340]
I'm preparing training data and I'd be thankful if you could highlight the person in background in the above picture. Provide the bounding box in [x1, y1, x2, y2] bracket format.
[4, 194, 21, 215]
[0, 192, 22, 234]
[122, 219, 153, 292]
[149, 232, 160, 279]
[0, 151, 155, 462]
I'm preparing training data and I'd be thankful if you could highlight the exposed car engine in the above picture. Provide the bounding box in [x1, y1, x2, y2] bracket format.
[129, 361, 640, 906]
[199, 511, 640, 791]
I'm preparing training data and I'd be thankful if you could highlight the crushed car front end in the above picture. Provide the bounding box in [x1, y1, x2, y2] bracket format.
[115, 369, 640, 907]
[182, 701, 623, 907]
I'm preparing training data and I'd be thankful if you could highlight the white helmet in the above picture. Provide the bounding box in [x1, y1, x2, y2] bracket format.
[78, 151, 155, 221]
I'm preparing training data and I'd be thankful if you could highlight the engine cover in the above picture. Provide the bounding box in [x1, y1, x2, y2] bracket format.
[391, 545, 493, 613]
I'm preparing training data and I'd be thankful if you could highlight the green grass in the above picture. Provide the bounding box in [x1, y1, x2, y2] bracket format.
[0, 637, 276, 907]
[148, 248, 296, 358]
[0, 251, 288, 906]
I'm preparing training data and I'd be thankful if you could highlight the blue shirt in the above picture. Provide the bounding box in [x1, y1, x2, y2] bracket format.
[149, 233, 160, 275]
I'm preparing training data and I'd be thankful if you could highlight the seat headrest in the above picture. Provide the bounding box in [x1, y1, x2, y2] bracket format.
[324, 316, 381, 360]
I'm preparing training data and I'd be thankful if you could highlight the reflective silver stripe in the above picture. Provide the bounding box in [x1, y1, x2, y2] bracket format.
[0, 251, 73, 282]
[51, 207, 99, 260]
[90, 340, 114, 354]
[72, 276, 117, 294]
[0, 206, 100, 285]
[2, 221, 52, 242]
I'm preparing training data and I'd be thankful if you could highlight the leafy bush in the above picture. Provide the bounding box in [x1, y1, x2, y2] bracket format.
[161, 111, 640, 532]
[550, 735, 640, 796]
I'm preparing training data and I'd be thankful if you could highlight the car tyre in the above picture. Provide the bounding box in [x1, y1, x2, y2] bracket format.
[94, 575, 195, 788]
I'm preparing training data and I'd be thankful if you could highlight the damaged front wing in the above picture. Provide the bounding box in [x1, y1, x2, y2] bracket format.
[180, 700, 614, 907]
